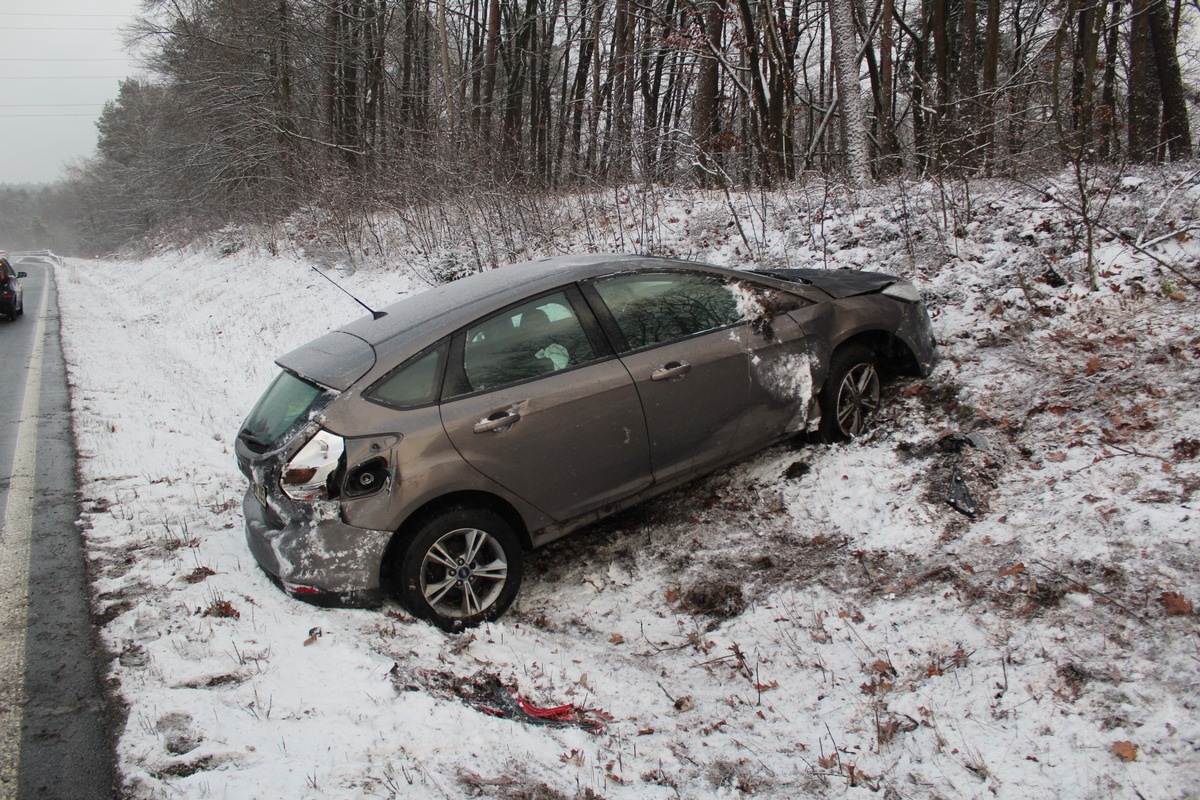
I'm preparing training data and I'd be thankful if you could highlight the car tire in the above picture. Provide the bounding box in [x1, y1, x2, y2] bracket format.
[817, 344, 881, 442]
[395, 506, 523, 631]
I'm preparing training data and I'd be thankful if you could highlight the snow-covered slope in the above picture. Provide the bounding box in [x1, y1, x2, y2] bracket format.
[58, 168, 1199, 799]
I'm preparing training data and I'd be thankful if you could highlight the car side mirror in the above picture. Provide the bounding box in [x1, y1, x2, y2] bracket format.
[17, 272, 27, 278]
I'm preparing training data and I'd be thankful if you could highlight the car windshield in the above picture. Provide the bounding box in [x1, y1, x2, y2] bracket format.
[240, 371, 325, 448]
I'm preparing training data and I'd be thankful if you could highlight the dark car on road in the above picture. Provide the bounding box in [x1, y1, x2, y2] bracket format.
[0, 257, 26, 321]
[236, 254, 937, 629]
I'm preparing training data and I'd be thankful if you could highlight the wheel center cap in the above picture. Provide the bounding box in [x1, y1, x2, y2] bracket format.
[457, 566, 472, 580]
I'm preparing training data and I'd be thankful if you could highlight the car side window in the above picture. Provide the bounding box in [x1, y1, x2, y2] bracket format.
[365, 342, 447, 408]
[593, 272, 742, 351]
[462, 291, 597, 392]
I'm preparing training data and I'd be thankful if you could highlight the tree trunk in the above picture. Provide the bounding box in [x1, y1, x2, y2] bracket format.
[959, 0, 979, 167]
[1099, 0, 1121, 158]
[830, 0, 872, 185]
[1070, 0, 1101, 152]
[931, 0, 950, 165]
[736, 0, 778, 182]
[878, 0, 898, 172]
[980, 0, 1000, 170]
[482, 0, 501, 136]
[609, 0, 635, 179]
[566, 0, 594, 180]
[1146, 0, 1192, 159]
[693, 0, 726, 185]
[1128, 0, 1162, 162]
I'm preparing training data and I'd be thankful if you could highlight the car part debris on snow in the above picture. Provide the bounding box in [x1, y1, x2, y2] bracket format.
[947, 466, 978, 518]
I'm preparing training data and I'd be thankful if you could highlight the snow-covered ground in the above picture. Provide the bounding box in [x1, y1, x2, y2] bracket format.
[57, 169, 1199, 799]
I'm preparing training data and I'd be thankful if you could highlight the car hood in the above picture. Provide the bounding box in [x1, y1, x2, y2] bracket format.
[275, 330, 376, 391]
[751, 268, 899, 299]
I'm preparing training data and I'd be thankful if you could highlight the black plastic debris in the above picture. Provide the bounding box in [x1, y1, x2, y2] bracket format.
[947, 466, 978, 518]
[938, 431, 991, 454]
[939, 432, 973, 453]
[784, 461, 811, 480]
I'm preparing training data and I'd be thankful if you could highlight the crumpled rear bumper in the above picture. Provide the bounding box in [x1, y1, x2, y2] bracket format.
[242, 490, 391, 607]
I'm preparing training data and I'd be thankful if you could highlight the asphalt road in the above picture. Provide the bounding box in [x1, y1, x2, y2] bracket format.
[0, 264, 116, 799]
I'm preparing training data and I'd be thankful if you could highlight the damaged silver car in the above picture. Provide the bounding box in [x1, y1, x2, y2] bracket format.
[236, 254, 937, 629]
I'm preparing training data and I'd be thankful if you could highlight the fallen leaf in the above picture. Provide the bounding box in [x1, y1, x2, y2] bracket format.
[1111, 741, 1138, 761]
[1046, 452, 1068, 463]
[1161, 592, 1194, 616]
[183, 566, 216, 584]
[609, 634, 625, 645]
[1000, 563, 1026, 577]
[1086, 357, 1102, 375]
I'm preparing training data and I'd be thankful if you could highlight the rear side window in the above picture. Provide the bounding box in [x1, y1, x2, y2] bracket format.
[365, 342, 447, 408]
[240, 371, 325, 449]
[593, 272, 741, 350]
[462, 291, 597, 392]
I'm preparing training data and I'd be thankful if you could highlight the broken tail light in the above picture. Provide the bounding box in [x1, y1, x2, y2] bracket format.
[281, 429, 345, 501]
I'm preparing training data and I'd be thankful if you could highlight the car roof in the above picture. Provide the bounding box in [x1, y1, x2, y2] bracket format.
[345, 253, 741, 348]
[277, 254, 744, 390]
[348, 253, 758, 352]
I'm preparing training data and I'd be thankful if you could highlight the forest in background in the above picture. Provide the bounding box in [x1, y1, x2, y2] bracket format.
[3, 0, 1199, 257]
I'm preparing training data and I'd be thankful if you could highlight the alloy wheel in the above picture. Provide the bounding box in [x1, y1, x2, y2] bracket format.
[834, 363, 880, 437]
[419, 527, 510, 619]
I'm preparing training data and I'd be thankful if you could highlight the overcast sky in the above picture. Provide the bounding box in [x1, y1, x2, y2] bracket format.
[0, 0, 144, 185]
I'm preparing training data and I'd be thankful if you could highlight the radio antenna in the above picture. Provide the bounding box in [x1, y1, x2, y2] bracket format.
[307, 263, 387, 320]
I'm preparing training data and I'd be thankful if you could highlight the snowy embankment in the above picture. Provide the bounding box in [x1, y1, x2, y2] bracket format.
[57, 171, 1198, 799]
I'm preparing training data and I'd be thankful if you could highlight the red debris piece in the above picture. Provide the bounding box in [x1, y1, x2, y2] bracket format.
[511, 691, 576, 721]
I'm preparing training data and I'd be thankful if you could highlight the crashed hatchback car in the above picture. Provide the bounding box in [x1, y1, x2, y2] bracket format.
[236, 254, 936, 629]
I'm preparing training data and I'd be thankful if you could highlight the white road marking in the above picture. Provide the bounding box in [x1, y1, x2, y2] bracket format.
[0, 273, 52, 796]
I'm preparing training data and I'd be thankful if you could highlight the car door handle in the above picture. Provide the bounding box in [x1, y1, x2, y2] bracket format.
[473, 411, 522, 433]
[651, 361, 692, 382]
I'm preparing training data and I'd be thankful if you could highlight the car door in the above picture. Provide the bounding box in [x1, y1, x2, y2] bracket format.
[585, 271, 810, 484]
[440, 287, 653, 522]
